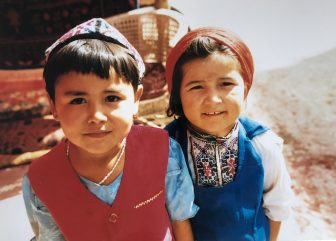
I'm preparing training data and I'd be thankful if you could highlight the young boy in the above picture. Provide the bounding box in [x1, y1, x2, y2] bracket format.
[22, 18, 198, 241]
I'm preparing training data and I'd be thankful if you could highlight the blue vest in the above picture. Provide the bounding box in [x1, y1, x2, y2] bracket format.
[165, 116, 270, 241]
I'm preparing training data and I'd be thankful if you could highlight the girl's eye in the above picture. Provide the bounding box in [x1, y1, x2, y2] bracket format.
[105, 95, 121, 102]
[70, 98, 86, 105]
[220, 82, 234, 87]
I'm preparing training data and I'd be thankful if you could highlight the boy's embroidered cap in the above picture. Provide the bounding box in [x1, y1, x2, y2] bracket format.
[45, 18, 145, 78]
[165, 27, 254, 94]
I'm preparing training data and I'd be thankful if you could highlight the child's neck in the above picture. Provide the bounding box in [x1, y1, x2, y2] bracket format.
[66, 141, 126, 184]
[187, 121, 238, 139]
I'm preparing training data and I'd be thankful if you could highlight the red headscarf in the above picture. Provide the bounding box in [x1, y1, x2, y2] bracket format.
[165, 27, 254, 94]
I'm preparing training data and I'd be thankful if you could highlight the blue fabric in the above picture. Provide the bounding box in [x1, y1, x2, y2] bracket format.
[165, 116, 271, 241]
[22, 138, 198, 241]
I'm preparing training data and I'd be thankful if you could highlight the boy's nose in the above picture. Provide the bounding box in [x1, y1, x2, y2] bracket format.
[88, 105, 108, 123]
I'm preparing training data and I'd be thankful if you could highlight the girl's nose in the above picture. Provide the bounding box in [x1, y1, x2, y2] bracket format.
[205, 90, 223, 104]
[211, 95, 222, 103]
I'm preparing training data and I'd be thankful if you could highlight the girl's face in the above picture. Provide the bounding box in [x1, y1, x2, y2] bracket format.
[50, 70, 142, 158]
[180, 53, 246, 137]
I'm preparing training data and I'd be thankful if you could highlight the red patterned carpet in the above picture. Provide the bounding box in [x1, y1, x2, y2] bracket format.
[0, 69, 57, 166]
[0, 117, 61, 167]
[0, 115, 62, 200]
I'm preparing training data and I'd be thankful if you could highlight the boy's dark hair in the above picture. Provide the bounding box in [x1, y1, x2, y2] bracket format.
[166, 37, 239, 118]
[44, 39, 140, 101]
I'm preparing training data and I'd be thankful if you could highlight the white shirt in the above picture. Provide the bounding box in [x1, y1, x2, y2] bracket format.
[252, 130, 293, 221]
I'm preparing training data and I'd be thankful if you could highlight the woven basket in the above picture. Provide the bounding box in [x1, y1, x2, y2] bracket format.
[106, 7, 189, 100]
[106, 7, 189, 65]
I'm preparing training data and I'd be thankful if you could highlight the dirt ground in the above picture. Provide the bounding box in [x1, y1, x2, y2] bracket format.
[244, 48, 336, 239]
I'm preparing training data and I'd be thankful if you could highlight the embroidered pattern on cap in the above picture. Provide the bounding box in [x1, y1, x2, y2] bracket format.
[45, 18, 145, 78]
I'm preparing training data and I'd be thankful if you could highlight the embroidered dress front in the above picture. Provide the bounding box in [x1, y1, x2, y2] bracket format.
[187, 123, 238, 187]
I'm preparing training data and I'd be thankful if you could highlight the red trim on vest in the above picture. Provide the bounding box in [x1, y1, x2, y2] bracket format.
[28, 125, 174, 241]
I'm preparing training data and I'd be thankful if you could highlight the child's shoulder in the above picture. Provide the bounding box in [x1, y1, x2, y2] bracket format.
[131, 124, 168, 139]
[238, 116, 269, 139]
[27, 141, 67, 183]
[164, 118, 182, 129]
[239, 116, 283, 144]
[30, 141, 66, 168]
[164, 118, 186, 136]
[247, 126, 284, 166]
[252, 129, 284, 147]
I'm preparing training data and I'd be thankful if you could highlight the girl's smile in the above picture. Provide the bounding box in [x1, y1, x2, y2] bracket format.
[202, 111, 227, 116]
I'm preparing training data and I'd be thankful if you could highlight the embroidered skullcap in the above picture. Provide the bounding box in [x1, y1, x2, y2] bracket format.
[165, 27, 254, 93]
[45, 18, 145, 78]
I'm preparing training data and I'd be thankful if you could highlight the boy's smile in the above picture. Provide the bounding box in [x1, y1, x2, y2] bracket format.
[50, 71, 142, 161]
[180, 53, 245, 137]
[82, 131, 112, 138]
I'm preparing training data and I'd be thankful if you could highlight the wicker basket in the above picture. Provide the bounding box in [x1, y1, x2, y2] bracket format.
[106, 7, 189, 65]
[106, 7, 189, 100]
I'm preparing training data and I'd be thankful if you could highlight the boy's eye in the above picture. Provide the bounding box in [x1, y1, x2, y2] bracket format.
[70, 98, 86, 105]
[105, 95, 121, 102]
[189, 85, 204, 91]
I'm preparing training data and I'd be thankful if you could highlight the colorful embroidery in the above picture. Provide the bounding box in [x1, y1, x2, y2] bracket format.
[45, 18, 145, 78]
[189, 124, 239, 187]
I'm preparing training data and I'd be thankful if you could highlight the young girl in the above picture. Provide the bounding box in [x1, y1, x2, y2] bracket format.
[164, 27, 293, 241]
[22, 18, 198, 241]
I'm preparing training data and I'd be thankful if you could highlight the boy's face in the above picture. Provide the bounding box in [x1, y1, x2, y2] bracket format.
[50, 70, 142, 156]
[180, 53, 246, 137]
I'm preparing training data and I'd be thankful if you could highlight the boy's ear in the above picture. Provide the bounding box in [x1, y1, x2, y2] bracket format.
[48, 96, 59, 121]
[133, 84, 143, 114]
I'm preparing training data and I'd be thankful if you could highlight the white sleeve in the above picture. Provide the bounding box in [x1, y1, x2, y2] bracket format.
[252, 130, 294, 221]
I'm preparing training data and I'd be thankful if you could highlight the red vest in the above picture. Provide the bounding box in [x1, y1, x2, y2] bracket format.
[28, 125, 174, 241]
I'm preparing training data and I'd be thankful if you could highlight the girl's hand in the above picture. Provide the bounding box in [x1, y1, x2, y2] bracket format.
[171, 219, 194, 241]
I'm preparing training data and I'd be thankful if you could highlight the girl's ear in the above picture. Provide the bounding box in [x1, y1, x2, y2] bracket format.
[243, 98, 248, 110]
[133, 84, 143, 115]
[242, 85, 248, 111]
[48, 96, 59, 121]
[244, 84, 249, 100]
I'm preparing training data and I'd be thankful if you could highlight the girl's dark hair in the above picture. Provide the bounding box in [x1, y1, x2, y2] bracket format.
[166, 37, 239, 118]
[44, 39, 140, 101]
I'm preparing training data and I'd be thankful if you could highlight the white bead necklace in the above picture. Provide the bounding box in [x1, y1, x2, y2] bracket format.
[66, 140, 126, 185]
